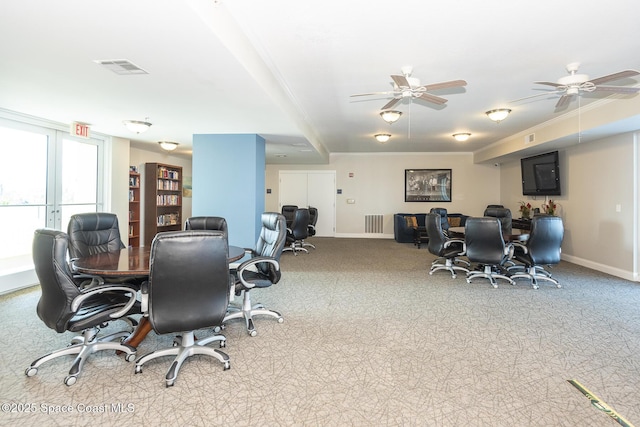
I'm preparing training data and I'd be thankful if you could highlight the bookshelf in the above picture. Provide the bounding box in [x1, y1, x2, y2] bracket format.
[128, 169, 141, 247]
[144, 163, 183, 247]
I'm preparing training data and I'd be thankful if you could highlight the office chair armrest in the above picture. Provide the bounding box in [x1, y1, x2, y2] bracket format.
[504, 243, 515, 258]
[512, 241, 528, 254]
[72, 283, 139, 318]
[444, 238, 466, 253]
[237, 257, 280, 289]
[140, 281, 149, 314]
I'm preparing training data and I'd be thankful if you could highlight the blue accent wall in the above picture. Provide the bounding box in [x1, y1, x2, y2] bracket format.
[192, 134, 265, 248]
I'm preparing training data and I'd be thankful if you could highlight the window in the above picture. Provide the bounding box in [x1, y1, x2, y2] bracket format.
[0, 118, 104, 272]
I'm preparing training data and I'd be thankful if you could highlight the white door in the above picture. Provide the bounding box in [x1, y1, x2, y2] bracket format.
[279, 171, 335, 237]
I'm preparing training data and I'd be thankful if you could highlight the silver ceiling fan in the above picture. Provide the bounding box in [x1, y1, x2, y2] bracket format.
[513, 62, 640, 108]
[350, 66, 467, 110]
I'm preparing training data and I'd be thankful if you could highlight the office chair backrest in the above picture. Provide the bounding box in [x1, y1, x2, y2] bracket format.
[483, 207, 512, 234]
[425, 213, 447, 257]
[67, 212, 125, 259]
[185, 216, 228, 236]
[429, 207, 449, 231]
[32, 229, 81, 333]
[147, 230, 230, 335]
[486, 204, 504, 209]
[307, 207, 318, 236]
[255, 212, 287, 282]
[281, 205, 298, 226]
[527, 216, 564, 265]
[290, 208, 310, 240]
[465, 217, 506, 264]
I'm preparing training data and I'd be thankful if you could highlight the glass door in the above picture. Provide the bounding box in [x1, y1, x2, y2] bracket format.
[0, 119, 104, 271]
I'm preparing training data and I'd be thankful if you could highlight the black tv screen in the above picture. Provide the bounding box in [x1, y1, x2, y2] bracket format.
[521, 151, 561, 196]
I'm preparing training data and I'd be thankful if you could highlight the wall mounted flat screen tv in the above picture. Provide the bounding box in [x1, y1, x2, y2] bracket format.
[521, 151, 561, 196]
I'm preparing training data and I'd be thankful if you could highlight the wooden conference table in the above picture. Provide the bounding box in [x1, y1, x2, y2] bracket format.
[73, 245, 246, 349]
[449, 226, 529, 242]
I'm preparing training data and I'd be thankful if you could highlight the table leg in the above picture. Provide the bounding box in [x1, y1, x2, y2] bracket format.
[123, 316, 152, 349]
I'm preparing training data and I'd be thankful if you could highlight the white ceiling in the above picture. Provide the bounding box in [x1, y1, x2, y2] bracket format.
[2, 0, 640, 164]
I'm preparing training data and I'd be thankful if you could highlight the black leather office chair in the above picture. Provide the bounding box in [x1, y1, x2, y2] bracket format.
[465, 217, 515, 288]
[67, 212, 126, 259]
[426, 213, 469, 278]
[281, 205, 298, 229]
[429, 207, 450, 234]
[185, 216, 228, 235]
[303, 206, 318, 249]
[224, 212, 287, 336]
[134, 230, 231, 387]
[284, 208, 310, 255]
[25, 229, 139, 386]
[483, 207, 513, 234]
[509, 216, 564, 289]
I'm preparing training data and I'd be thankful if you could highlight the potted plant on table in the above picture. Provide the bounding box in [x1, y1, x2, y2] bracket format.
[542, 199, 557, 216]
[519, 201, 532, 219]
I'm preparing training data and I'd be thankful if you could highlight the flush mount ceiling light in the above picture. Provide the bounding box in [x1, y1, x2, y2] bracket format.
[485, 108, 511, 123]
[379, 110, 403, 124]
[158, 141, 179, 151]
[452, 133, 471, 142]
[123, 119, 152, 134]
[374, 133, 391, 143]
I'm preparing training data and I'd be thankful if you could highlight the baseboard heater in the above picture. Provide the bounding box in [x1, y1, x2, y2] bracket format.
[364, 214, 384, 233]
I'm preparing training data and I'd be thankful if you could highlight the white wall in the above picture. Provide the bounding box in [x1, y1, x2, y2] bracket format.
[499, 131, 638, 281]
[267, 152, 501, 236]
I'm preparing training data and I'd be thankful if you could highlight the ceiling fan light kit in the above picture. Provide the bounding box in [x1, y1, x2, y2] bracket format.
[123, 119, 152, 134]
[374, 134, 391, 144]
[158, 141, 179, 151]
[486, 108, 511, 123]
[452, 133, 471, 142]
[379, 110, 402, 124]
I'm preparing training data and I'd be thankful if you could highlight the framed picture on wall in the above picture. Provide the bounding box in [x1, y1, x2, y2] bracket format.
[405, 169, 452, 202]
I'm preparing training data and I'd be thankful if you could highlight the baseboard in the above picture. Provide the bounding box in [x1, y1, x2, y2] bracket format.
[561, 254, 638, 282]
[0, 269, 38, 295]
[334, 233, 395, 239]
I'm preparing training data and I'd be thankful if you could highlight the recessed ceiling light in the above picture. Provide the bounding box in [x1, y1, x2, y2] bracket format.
[275, 154, 287, 158]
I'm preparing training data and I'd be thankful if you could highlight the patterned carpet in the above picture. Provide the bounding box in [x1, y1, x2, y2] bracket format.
[1, 237, 639, 426]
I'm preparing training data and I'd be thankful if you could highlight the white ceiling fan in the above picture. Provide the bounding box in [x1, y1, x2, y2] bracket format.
[350, 66, 467, 110]
[513, 62, 640, 108]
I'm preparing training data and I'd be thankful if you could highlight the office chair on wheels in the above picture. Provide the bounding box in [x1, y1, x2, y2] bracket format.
[426, 213, 469, 278]
[465, 217, 515, 288]
[223, 212, 287, 336]
[284, 208, 310, 255]
[134, 230, 231, 387]
[26, 229, 139, 386]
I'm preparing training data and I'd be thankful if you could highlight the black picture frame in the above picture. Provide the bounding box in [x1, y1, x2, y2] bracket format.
[405, 169, 452, 202]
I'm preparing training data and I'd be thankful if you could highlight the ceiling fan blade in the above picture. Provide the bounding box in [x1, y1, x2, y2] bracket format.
[592, 85, 640, 94]
[555, 94, 574, 108]
[391, 74, 410, 88]
[350, 91, 395, 97]
[535, 81, 564, 88]
[510, 90, 562, 103]
[416, 92, 447, 105]
[381, 97, 401, 110]
[589, 70, 640, 86]
[422, 80, 467, 91]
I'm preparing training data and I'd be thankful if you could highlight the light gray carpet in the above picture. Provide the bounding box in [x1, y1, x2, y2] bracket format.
[1, 237, 639, 426]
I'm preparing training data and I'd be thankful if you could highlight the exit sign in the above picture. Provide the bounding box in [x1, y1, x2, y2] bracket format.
[71, 122, 90, 138]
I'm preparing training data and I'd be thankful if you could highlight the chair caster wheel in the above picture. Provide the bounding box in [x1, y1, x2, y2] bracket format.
[249, 330, 257, 337]
[223, 362, 231, 371]
[25, 367, 38, 377]
[219, 340, 226, 348]
[277, 317, 284, 324]
[64, 375, 77, 386]
[166, 380, 174, 387]
[135, 366, 142, 374]
[125, 353, 136, 362]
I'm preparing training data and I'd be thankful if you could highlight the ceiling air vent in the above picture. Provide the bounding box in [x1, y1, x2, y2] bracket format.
[94, 59, 148, 75]
[525, 133, 535, 144]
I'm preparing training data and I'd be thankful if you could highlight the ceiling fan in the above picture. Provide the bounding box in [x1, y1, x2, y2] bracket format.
[350, 66, 467, 110]
[514, 62, 640, 108]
